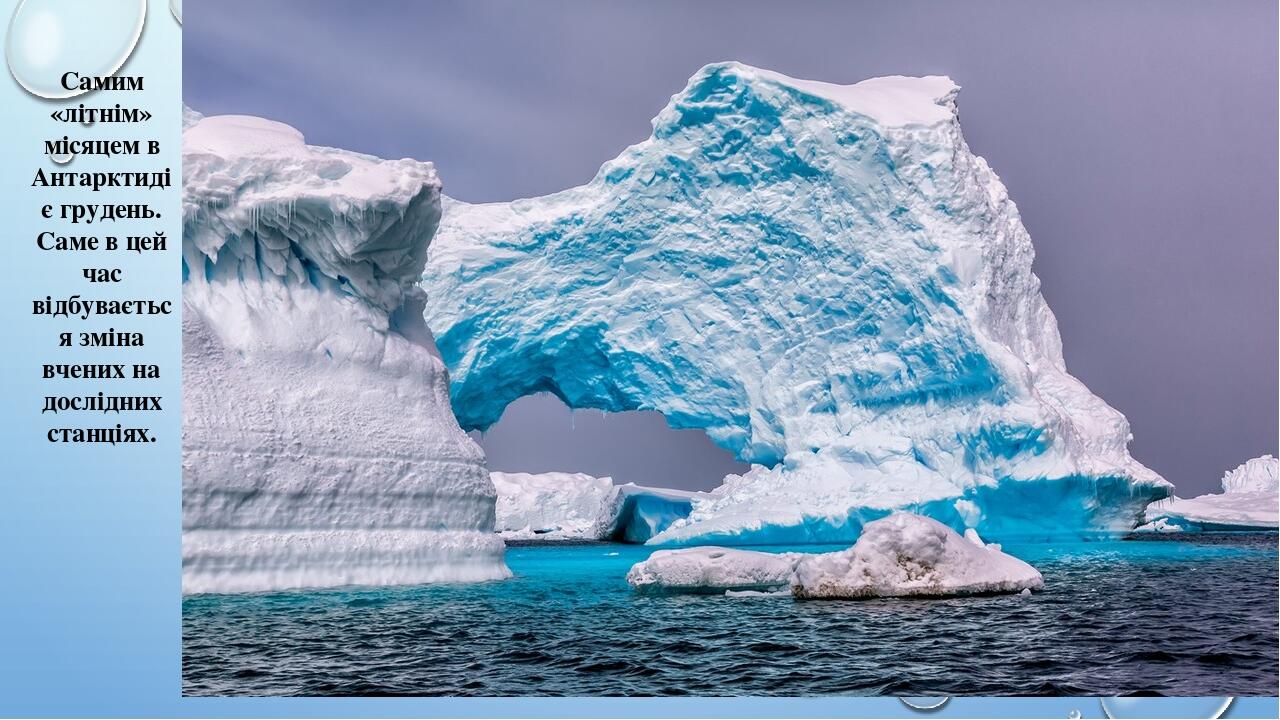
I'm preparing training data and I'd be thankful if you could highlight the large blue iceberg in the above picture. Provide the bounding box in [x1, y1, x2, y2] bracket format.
[421, 63, 1171, 545]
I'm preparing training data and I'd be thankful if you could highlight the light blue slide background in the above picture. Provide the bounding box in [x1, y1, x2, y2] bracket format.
[0, 1, 1273, 717]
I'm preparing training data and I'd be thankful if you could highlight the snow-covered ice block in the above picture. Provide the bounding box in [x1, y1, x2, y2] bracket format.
[181, 112, 509, 594]
[791, 513, 1043, 598]
[626, 547, 801, 594]
[625, 513, 1042, 598]
[1138, 455, 1278, 533]
[422, 62, 1169, 546]
[491, 471, 697, 542]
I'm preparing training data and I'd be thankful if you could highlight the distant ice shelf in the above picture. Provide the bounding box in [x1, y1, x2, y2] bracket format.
[492, 471, 699, 543]
[421, 62, 1171, 546]
[1137, 455, 1278, 533]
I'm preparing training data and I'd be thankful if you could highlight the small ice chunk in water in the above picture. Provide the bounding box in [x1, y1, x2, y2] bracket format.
[792, 514, 1044, 599]
[627, 547, 800, 594]
[627, 513, 1043, 599]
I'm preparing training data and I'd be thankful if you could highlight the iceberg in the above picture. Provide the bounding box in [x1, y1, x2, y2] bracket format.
[492, 471, 698, 542]
[1138, 455, 1278, 533]
[181, 111, 509, 594]
[493, 471, 618, 540]
[421, 62, 1170, 546]
[625, 513, 1042, 598]
[1221, 454, 1279, 494]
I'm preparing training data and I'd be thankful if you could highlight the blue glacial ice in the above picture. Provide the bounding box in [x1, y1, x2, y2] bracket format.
[421, 62, 1171, 546]
[181, 110, 509, 593]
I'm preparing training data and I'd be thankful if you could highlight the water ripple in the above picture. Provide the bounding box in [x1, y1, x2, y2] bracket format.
[184, 534, 1278, 696]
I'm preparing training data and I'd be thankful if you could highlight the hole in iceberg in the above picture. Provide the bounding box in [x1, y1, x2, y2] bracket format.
[473, 393, 748, 493]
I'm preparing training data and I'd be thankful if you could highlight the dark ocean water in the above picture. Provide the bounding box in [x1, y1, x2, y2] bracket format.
[182, 534, 1278, 696]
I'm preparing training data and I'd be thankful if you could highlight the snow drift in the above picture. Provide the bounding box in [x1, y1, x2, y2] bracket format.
[421, 62, 1170, 545]
[492, 471, 698, 542]
[1139, 455, 1278, 532]
[181, 110, 509, 594]
[626, 513, 1043, 598]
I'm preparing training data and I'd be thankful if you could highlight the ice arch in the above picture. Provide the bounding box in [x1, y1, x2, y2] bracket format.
[422, 62, 1170, 545]
[474, 394, 749, 493]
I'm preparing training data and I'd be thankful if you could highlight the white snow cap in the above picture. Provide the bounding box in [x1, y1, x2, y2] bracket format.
[744, 64, 959, 127]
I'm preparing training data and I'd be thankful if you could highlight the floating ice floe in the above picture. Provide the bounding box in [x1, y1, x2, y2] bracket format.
[181, 110, 509, 594]
[626, 546, 802, 595]
[1137, 455, 1278, 533]
[492, 471, 700, 542]
[422, 62, 1170, 547]
[626, 513, 1043, 598]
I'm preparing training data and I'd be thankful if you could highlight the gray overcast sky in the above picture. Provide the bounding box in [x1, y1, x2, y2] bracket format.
[186, 0, 1277, 496]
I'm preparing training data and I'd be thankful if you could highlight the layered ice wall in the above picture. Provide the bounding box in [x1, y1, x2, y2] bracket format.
[182, 111, 509, 593]
[422, 62, 1170, 545]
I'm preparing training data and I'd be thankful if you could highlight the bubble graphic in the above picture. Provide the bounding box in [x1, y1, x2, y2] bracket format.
[1069, 711, 1083, 719]
[1100, 697, 1233, 719]
[5, 0, 146, 99]
[48, 150, 72, 164]
[900, 696, 950, 711]
[170, 0, 181, 24]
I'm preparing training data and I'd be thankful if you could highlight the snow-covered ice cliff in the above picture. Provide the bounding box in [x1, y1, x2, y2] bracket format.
[1220, 455, 1279, 494]
[492, 471, 698, 542]
[1139, 455, 1278, 532]
[421, 62, 1170, 545]
[181, 110, 509, 593]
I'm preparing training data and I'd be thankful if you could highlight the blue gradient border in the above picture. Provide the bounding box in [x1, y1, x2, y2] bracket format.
[0, 2, 1274, 717]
